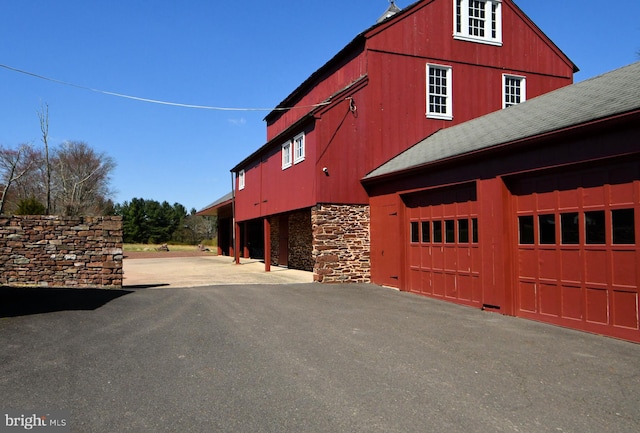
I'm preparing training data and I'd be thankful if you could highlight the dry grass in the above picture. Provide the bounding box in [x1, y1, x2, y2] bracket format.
[123, 243, 204, 253]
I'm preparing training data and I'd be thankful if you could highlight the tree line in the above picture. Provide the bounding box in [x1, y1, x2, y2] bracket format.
[114, 198, 216, 245]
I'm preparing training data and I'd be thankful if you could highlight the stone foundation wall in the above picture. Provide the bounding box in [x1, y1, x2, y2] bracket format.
[289, 210, 313, 272]
[0, 215, 123, 289]
[269, 210, 314, 272]
[312, 204, 370, 283]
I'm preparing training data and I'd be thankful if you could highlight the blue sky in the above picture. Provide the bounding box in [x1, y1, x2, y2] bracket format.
[1, 1, 638, 212]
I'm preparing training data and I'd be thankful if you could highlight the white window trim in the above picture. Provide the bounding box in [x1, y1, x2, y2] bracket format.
[281, 140, 292, 170]
[293, 132, 305, 164]
[426, 63, 453, 121]
[454, 0, 503, 46]
[502, 74, 526, 108]
[238, 169, 245, 190]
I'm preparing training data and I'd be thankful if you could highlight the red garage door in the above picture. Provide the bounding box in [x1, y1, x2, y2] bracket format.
[404, 184, 481, 307]
[510, 161, 640, 342]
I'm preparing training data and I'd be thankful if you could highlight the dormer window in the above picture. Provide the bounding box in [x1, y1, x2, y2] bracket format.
[454, 0, 502, 46]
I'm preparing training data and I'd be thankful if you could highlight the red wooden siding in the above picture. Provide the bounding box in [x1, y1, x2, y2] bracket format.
[235, 0, 576, 224]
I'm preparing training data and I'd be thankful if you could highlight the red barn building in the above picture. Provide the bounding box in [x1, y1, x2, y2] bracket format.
[226, 0, 577, 282]
[363, 62, 640, 342]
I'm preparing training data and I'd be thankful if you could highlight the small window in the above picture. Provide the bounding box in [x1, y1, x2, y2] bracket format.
[585, 211, 606, 244]
[282, 141, 292, 169]
[503, 75, 526, 108]
[458, 219, 469, 243]
[454, 0, 502, 46]
[539, 214, 556, 245]
[293, 133, 305, 164]
[422, 221, 431, 243]
[561, 213, 579, 245]
[472, 218, 479, 243]
[519, 216, 534, 245]
[411, 222, 420, 243]
[238, 169, 245, 191]
[427, 64, 453, 120]
[613, 209, 635, 244]
[445, 220, 455, 243]
[433, 221, 443, 243]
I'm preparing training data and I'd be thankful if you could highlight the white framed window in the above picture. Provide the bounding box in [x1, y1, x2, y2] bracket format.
[427, 64, 453, 120]
[238, 169, 245, 190]
[454, 0, 502, 46]
[503, 74, 526, 108]
[293, 132, 305, 164]
[281, 141, 292, 169]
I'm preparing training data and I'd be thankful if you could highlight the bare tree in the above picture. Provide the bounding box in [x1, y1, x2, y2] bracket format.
[38, 103, 52, 214]
[0, 144, 39, 214]
[51, 141, 116, 216]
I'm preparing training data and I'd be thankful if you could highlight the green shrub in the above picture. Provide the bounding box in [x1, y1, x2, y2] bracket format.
[16, 197, 46, 215]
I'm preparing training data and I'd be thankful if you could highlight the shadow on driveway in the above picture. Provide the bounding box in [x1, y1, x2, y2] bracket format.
[0, 286, 134, 318]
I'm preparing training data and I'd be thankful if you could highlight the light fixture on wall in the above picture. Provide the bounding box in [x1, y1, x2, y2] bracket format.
[322, 167, 329, 176]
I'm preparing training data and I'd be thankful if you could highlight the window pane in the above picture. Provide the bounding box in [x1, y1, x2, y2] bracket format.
[445, 220, 455, 243]
[411, 222, 419, 243]
[472, 218, 479, 243]
[539, 214, 556, 245]
[433, 221, 443, 243]
[422, 221, 430, 243]
[519, 216, 534, 245]
[585, 211, 606, 244]
[561, 213, 579, 245]
[613, 209, 635, 244]
[458, 219, 469, 243]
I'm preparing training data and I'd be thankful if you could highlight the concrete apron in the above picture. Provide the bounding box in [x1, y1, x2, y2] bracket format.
[123, 255, 314, 288]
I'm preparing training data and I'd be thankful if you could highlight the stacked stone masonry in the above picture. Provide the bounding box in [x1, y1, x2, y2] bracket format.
[0, 215, 123, 289]
[312, 204, 371, 283]
[269, 210, 314, 272]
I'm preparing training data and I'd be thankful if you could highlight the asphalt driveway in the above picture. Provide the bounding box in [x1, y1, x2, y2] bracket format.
[1, 282, 639, 432]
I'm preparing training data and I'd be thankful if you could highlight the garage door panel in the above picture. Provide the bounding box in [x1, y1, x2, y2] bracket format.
[444, 247, 457, 271]
[458, 275, 473, 301]
[539, 283, 561, 317]
[422, 270, 433, 296]
[610, 182, 636, 206]
[457, 248, 471, 272]
[519, 282, 537, 313]
[538, 250, 559, 280]
[433, 272, 445, 297]
[561, 285, 583, 320]
[519, 249, 537, 278]
[586, 288, 609, 325]
[585, 250, 608, 285]
[612, 290, 639, 329]
[445, 273, 457, 298]
[409, 268, 421, 293]
[583, 184, 606, 207]
[611, 250, 636, 287]
[560, 249, 582, 283]
[537, 191, 556, 211]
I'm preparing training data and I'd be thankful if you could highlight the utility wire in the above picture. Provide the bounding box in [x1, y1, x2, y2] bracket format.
[0, 63, 331, 112]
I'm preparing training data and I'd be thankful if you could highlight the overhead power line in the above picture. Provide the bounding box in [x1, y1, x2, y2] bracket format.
[0, 63, 330, 112]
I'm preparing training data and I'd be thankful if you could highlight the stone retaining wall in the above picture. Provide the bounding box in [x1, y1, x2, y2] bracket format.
[0, 215, 123, 289]
[312, 204, 370, 283]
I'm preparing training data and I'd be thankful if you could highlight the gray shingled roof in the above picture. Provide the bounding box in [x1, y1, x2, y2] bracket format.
[197, 192, 233, 214]
[364, 62, 640, 181]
